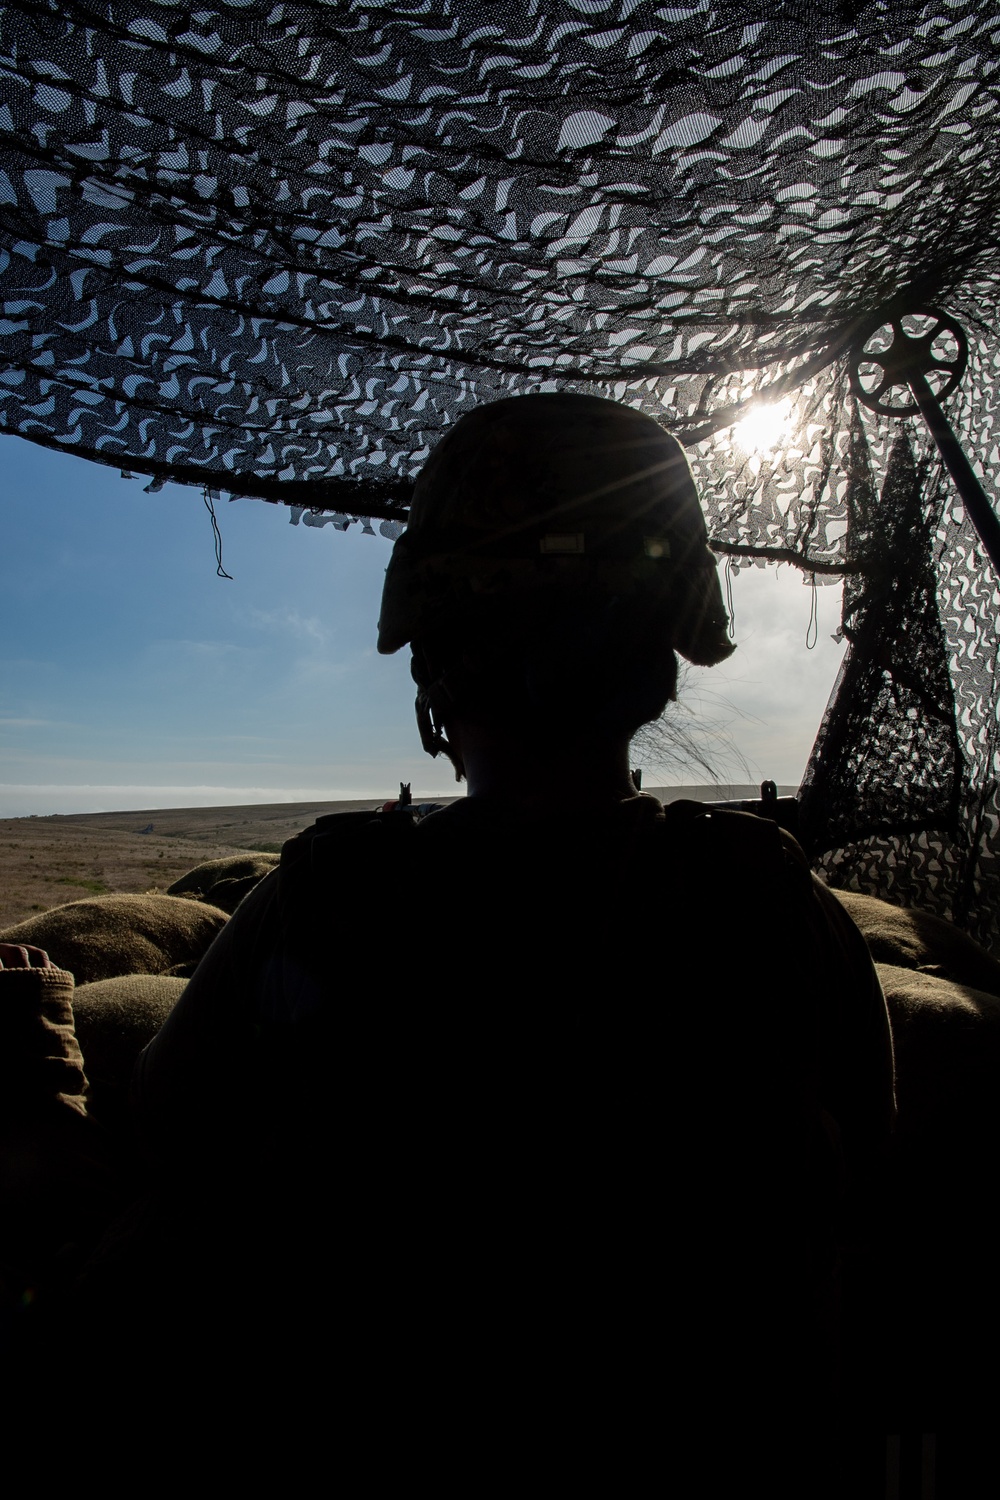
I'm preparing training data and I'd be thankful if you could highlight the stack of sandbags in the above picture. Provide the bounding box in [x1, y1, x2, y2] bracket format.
[0, 895, 228, 1146]
[830, 888, 1000, 1167]
[830, 887, 1000, 1187]
[831, 888, 1000, 995]
[167, 852, 279, 914]
[830, 889, 1000, 1426]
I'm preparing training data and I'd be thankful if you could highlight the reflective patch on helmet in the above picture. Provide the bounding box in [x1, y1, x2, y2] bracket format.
[540, 533, 585, 554]
[644, 537, 671, 558]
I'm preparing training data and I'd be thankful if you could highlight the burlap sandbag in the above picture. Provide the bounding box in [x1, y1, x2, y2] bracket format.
[167, 853, 279, 914]
[73, 974, 187, 1094]
[0, 895, 228, 984]
[832, 889, 1000, 997]
[876, 962, 1000, 1147]
[848, 965, 1000, 1426]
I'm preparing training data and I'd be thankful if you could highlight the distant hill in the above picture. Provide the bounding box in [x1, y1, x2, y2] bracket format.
[25, 796, 423, 853]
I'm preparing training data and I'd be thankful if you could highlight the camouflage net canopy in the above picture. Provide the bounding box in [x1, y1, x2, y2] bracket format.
[3, 0, 1000, 942]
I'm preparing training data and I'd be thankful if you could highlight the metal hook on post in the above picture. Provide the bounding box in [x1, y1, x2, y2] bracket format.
[849, 307, 1000, 574]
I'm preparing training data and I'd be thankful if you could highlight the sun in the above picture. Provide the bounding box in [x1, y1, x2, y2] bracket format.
[733, 397, 794, 454]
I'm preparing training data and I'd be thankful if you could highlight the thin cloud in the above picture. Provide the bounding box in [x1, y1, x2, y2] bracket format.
[242, 607, 329, 644]
[166, 638, 247, 657]
[0, 717, 60, 728]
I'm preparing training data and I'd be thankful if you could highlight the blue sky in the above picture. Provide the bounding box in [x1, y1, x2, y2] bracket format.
[0, 434, 847, 817]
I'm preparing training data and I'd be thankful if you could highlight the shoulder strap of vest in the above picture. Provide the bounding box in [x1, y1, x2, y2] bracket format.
[660, 798, 811, 895]
[277, 805, 443, 941]
[282, 804, 414, 857]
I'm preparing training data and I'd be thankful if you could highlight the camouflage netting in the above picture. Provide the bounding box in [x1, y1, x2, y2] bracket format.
[2, 1, 1000, 940]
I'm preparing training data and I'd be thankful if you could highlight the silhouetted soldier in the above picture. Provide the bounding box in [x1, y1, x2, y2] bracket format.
[126, 395, 893, 1479]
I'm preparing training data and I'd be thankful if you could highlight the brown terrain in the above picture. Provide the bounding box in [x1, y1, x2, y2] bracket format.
[0, 796, 453, 928]
[0, 783, 789, 928]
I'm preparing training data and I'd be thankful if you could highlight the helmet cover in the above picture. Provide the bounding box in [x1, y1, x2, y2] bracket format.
[378, 393, 734, 667]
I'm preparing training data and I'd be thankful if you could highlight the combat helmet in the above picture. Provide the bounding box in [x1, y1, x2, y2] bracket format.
[378, 392, 734, 669]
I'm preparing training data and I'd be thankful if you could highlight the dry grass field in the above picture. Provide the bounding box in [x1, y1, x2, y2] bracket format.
[0, 796, 453, 928]
[0, 783, 785, 929]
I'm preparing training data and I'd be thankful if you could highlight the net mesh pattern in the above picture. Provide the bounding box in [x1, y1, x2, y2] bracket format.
[3, 1, 1000, 940]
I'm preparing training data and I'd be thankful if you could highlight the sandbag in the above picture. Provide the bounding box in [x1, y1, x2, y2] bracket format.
[876, 962, 1000, 1148]
[832, 889, 1000, 997]
[73, 974, 187, 1094]
[0, 895, 228, 984]
[167, 853, 279, 914]
[845, 963, 1000, 1429]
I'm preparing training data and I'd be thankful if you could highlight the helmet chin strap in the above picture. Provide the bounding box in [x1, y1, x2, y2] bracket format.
[416, 687, 449, 758]
[415, 673, 466, 778]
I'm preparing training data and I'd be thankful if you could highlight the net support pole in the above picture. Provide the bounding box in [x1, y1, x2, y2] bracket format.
[908, 369, 1000, 575]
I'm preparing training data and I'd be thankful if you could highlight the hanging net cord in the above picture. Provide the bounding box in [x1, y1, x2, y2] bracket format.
[203, 488, 233, 580]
